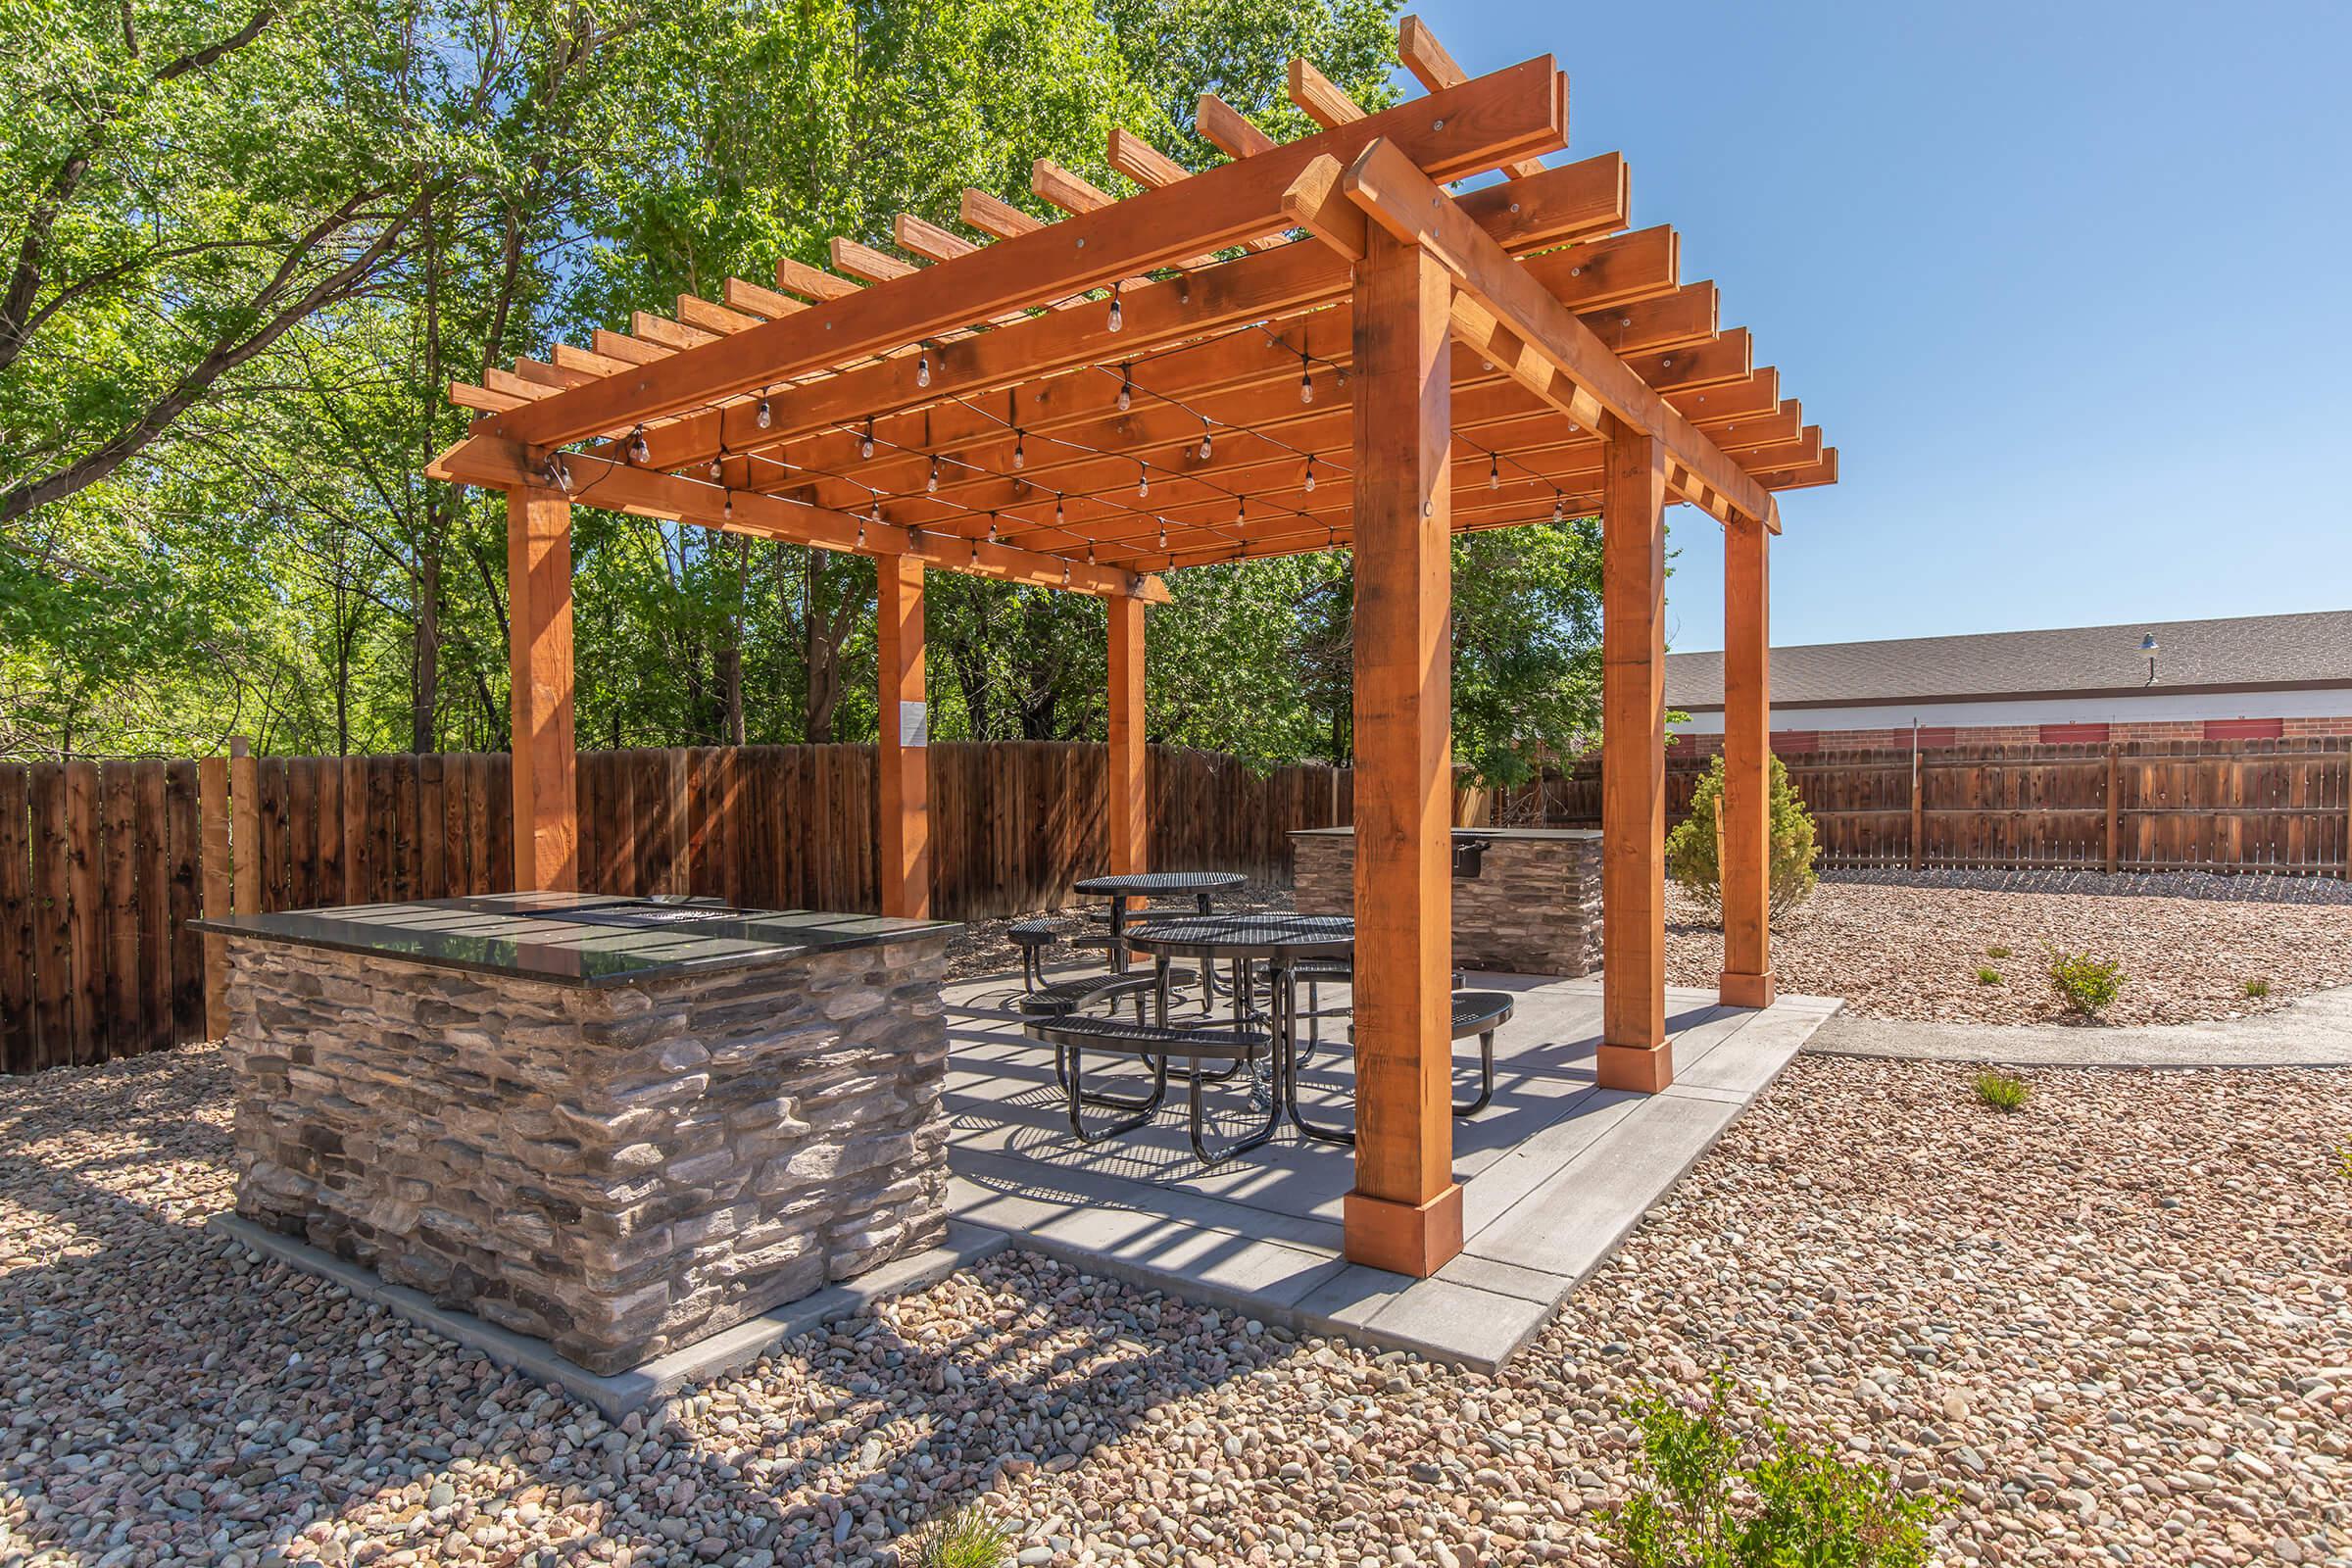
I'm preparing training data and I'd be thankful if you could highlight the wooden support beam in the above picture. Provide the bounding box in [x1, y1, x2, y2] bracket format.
[1342, 137, 1779, 530]
[1719, 514, 1774, 1007]
[631, 311, 716, 351]
[1107, 126, 1287, 251]
[1288, 59, 1365, 128]
[1597, 421, 1669, 1090]
[959, 187, 1042, 239]
[430, 435, 1168, 603]
[877, 556, 931, 919]
[1196, 92, 1278, 158]
[677, 295, 760, 335]
[1397, 14, 1547, 177]
[775, 255, 860, 303]
[723, 276, 804, 319]
[1107, 597, 1148, 876]
[1344, 226, 1460, 1279]
[507, 487, 578, 892]
[895, 213, 979, 262]
[484, 58, 1564, 451]
[553, 342, 632, 376]
[612, 149, 1627, 475]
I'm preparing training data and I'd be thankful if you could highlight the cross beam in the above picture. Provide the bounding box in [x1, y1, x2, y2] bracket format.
[1340, 138, 1780, 531]
[428, 436, 1168, 602]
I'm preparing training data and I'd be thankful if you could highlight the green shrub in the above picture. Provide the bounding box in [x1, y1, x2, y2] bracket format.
[1974, 966, 2003, 986]
[900, 1504, 1013, 1568]
[2045, 948, 2124, 1019]
[1666, 754, 1821, 925]
[1974, 1071, 2030, 1112]
[2243, 978, 2270, 1000]
[1603, 1377, 1936, 1568]
[1984, 944, 2011, 960]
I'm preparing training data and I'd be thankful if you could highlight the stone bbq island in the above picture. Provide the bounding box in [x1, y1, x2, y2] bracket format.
[194, 892, 958, 1375]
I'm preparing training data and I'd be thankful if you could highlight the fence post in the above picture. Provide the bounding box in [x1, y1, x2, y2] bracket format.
[198, 756, 230, 1039]
[1909, 748, 1924, 869]
[229, 737, 259, 922]
[2104, 743, 2119, 874]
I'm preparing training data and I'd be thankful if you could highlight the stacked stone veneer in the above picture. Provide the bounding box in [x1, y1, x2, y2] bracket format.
[225, 933, 952, 1375]
[1291, 830, 1602, 977]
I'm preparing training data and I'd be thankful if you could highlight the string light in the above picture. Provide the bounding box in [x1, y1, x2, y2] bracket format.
[857, 523, 866, 548]
[1137, 464, 1150, 500]
[1489, 452, 1501, 490]
[1155, 519, 1167, 551]
[542, 454, 573, 493]
[627, 426, 650, 465]
[927, 456, 940, 493]
[916, 349, 932, 388]
[1054, 493, 1065, 527]
[721, 490, 733, 519]
[1199, 419, 1212, 462]
[1106, 283, 1123, 333]
[1551, 491, 1566, 523]
[1116, 366, 1132, 413]
[1086, 541, 1097, 564]
[709, 457, 723, 480]
[1012, 430, 1026, 469]
[1298, 349, 1314, 405]
[756, 392, 772, 430]
[1302, 455, 1316, 494]
[859, 420, 875, 460]
[986, 513, 1002, 545]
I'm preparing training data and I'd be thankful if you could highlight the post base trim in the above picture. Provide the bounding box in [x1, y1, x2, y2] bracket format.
[1595, 1041, 1675, 1094]
[1343, 1183, 1464, 1277]
[1717, 968, 1777, 1008]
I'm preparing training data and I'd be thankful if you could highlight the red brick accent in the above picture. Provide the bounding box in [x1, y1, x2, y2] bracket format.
[2037, 722, 2111, 744]
[1672, 713, 2352, 752]
[1771, 730, 1820, 755]
[2203, 716, 2285, 740]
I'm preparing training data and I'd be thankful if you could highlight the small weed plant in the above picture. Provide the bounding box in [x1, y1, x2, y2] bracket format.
[2337, 1143, 2352, 1181]
[1603, 1377, 1936, 1568]
[1974, 965, 2003, 986]
[1974, 1071, 2030, 1112]
[2244, 978, 2271, 1000]
[900, 1504, 1013, 1568]
[1984, 944, 2011, 960]
[2045, 947, 2124, 1019]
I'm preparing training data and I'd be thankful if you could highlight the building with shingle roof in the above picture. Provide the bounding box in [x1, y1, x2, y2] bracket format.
[1665, 611, 2352, 751]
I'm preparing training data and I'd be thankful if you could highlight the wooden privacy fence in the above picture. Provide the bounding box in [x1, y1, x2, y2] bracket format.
[1493, 738, 2352, 874]
[0, 741, 1350, 1076]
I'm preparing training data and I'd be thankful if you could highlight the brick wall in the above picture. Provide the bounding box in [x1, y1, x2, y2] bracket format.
[1673, 714, 2352, 755]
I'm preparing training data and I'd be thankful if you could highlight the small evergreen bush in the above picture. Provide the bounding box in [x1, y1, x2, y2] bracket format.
[1603, 1377, 1937, 1568]
[1974, 1070, 2030, 1112]
[899, 1504, 1013, 1568]
[1666, 754, 1820, 924]
[2045, 948, 2124, 1019]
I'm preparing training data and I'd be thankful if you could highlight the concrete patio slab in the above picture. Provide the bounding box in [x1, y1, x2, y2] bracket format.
[942, 967, 1838, 1370]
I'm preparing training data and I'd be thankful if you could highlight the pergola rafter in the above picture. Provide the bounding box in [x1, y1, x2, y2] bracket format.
[428, 15, 1834, 1282]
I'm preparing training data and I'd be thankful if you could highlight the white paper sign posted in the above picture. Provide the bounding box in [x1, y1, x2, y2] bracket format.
[899, 701, 929, 748]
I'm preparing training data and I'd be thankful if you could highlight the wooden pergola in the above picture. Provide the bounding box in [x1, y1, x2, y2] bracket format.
[427, 18, 1836, 1279]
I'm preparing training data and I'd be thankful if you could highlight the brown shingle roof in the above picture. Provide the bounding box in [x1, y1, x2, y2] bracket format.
[1665, 611, 2352, 710]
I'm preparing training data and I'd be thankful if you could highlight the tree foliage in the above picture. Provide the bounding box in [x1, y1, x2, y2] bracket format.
[2, 0, 1622, 778]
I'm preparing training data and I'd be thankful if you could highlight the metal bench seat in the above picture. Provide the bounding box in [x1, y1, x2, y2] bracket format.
[1014, 971, 1157, 1020]
[1291, 987, 1514, 1145]
[1025, 1014, 1279, 1165]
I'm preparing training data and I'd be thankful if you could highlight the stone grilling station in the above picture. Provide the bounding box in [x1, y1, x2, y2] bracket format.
[1290, 827, 1602, 977]
[197, 893, 957, 1376]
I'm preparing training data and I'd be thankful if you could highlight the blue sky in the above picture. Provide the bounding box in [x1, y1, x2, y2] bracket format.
[1409, 0, 2352, 653]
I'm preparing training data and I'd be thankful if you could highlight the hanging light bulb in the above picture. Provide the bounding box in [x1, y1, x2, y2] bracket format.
[1302, 456, 1317, 494]
[1298, 349, 1314, 405]
[1155, 519, 1167, 550]
[857, 523, 866, 548]
[916, 349, 931, 388]
[722, 491, 733, 520]
[986, 513, 1001, 545]
[1012, 431, 1025, 469]
[926, 456, 940, 493]
[1087, 541, 1098, 564]
[1054, 493, 1065, 526]
[1116, 366, 1132, 413]
[1551, 491, 1565, 523]
[627, 426, 650, 465]
[709, 457, 723, 480]
[1137, 464, 1151, 500]
[756, 394, 772, 430]
[1106, 284, 1123, 333]
[1199, 421, 1212, 462]
[1488, 452, 1501, 490]
[859, 420, 875, 460]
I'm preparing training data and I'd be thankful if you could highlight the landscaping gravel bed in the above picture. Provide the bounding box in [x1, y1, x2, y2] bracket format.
[3, 1047, 2345, 1566]
[1667, 880, 2352, 1026]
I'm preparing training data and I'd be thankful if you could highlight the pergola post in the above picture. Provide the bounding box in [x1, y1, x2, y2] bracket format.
[1344, 226, 1460, 1278]
[1107, 595, 1148, 875]
[507, 486, 577, 891]
[1719, 515, 1775, 1006]
[876, 554, 932, 919]
[1598, 421, 1670, 1091]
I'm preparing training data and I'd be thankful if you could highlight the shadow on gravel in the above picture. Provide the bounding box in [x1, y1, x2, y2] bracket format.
[0, 1051, 1262, 1567]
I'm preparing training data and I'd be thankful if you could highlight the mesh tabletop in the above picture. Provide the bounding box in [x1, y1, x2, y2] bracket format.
[1123, 913, 1354, 961]
[1070, 871, 1247, 896]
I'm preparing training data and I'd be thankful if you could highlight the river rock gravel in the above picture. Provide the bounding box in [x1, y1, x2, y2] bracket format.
[1667, 879, 2352, 1026]
[2, 1048, 2345, 1566]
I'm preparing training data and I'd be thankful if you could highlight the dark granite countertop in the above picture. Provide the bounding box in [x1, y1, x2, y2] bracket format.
[1288, 826, 1601, 841]
[191, 892, 961, 989]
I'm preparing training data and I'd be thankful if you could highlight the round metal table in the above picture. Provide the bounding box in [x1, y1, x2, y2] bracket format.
[1124, 914, 1354, 1119]
[1071, 870, 1247, 973]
